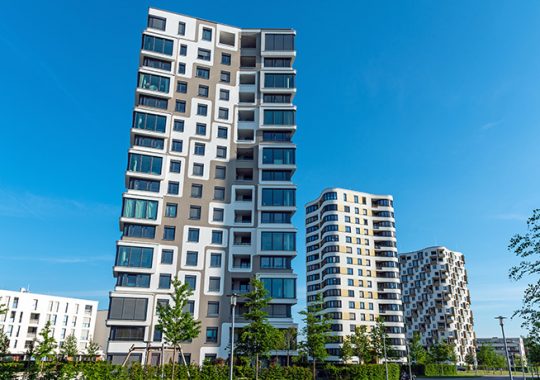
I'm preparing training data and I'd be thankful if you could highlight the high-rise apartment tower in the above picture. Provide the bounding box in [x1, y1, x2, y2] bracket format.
[106, 8, 298, 364]
[305, 188, 406, 362]
[399, 246, 475, 364]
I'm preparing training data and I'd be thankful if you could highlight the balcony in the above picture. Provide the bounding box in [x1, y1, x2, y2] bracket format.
[236, 168, 253, 181]
[235, 189, 253, 202]
[232, 255, 251, 269]
[234, 210, 252, 224]
[233, 232, 251, 246]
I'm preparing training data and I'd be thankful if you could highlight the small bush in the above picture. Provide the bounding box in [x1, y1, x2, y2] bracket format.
[424, 363, 457, 376]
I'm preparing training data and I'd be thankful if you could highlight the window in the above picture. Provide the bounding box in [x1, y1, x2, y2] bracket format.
[264, 73, 295, 88]
[202, 27, 212, 41]
[133, 112, 166, 133]
[115, 246, 153, 268]
[168, 181, 179, 195]
[175, 100, 186, 113]
[261, 188, 296, 206]
[214, 187, 225, 200]
[176, 81, 187, 93]
[163, 226, 175, 241]
[110, 326, 145, 341]
[262, 148, 295, 164]
[261, 170, 292, 181]
[117, 273, 151, 288]
[260, 256, 291, 269]
[143, 56, 172, 71]
[148, 16, 166, 31]
[264, 58, 292, 67]
[210, 253, 222, 267]
[191, 184, 203, 198]
[261, 278, 296, 298]
[173, 120, 184, 132]
[186, 251, 198, 266]
[213, 208, 224, 222]
[216, 146, 227, 158]
[196, 123, 207, 135]
[194, 143, 206, 155]
[134, 135, 164, 150]
[221, 53, 231, 65]
[211, 230, 223, 244]
[220, 71, 231, 83]
[165, 203, 177, 218]
[158, 274, 171, 289]
[219, 89, 230, 101]
[187, 228, 200, 242]
[263, 110, 296, 125]
[263, 94, 291, 103]
[142, 35, 173, 56]
[207, 302, 219, 316]
[193, 163, 204, 176]
[123, 224, 156, 239]
[215, 166, 226, 179]
[178, 21, 186, 35]
[122, 198, 158, 220]
[265, 33, 295, 51]
[218, 108, 229, 120]
[261, 232, 296, 251]
[206, 327, 218, 343]
[197, 104, 208, 116]
[198, 48, 211, 61]
[170, 160, 181, 173]
[128, 154, 162, 175]
[178, 63, 186, 74]
[185, 275, 196, 290]
[138, 95, 168, 109]
[189, 206, 201, 220]
[220, 31, 236, 46]
[209, 277, 220, 292]
[138, 73, 170, 93]
[179, 44, 187, 56]
[261, 211, 292, 224]
[262, 131, 292, 142]
[198, 85, 209, 97]
[161, 250, 173, 264]
[196, 66, 210, 79]
[217, 127, 228, 139]
[172, 140, 183, 152]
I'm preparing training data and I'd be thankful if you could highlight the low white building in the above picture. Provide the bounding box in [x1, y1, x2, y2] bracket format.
[0, 288, 98, 357]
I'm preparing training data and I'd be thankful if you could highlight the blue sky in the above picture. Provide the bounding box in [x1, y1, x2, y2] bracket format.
[1, 0, 539, 338]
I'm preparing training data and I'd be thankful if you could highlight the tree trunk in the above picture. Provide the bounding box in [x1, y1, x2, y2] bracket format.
[286, 348, 290, 367]
[255, 353, 259, 380]
[179, 344, 190, 379]
[312, 358, 316, 380]
[172, 346, 177, 380]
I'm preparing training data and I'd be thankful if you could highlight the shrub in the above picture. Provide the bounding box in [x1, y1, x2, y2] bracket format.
[424, 363, 457, 376]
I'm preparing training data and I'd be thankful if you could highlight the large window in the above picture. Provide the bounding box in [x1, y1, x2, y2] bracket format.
[115, 246, 153, 268]
[262, 148, 295, 165]
[116, 273, 151, 288]
[261, 232, 296, 251]
[260, 256, 292, 269]
[128, 153, 162, 175]
[138, 73, 170, 93]
[264, 74, 295, 89]
[148, 16, 166, 31]
[110, 326, 145, 341]
[123, 224, 156, 239]
[109, 297, 148, 321]
[122, 198, 158, 220]
[261, 189, 296, 207]
[133, 112, 166, 133]
[128, 178, 160, 193]
[264, 58, 292, 68]
[138, 95, 168, 110]
[143, 57, 171, 71]
[261, 278, 296, 299]
[134, 135, 164, 150]
[261, 170, 293, 181]
[261, 211, 292, 224]
[264, 34, 295, 51]
[142, 35, 173, 56]
[196, 66, 210, 79]
[263, 110, 295, 125]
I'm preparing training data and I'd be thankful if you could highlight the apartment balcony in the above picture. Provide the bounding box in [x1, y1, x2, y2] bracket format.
[232, 255, 251, 270]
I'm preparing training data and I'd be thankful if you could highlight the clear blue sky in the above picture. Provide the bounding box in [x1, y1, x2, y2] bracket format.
[1, 0, 538, 338]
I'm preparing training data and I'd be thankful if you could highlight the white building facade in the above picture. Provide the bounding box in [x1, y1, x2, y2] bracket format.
[399, 247, 476, 364]
[477, 337, 527, 367]
[0, 289, 98, 357]
[305, 188, 406, 362]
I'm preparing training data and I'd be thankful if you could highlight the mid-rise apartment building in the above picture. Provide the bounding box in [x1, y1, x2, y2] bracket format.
[477, 337, 526, 366]
[106, 8, 298, 364]
[305, 188, 406, 362]
[0, 289, 98, 358]
[399, 247, 475, 364]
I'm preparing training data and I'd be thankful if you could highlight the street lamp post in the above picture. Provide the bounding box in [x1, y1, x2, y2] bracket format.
[229, 293, 238, 380]
[382, 332, 389, 380]
[405, 340, 413, 380]
[496, 316, 514, 380]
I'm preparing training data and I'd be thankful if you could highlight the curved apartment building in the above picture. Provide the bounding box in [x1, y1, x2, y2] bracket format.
[399, 247, 476, 364]
[106, 8, 298, 365]
[305, 188, 406, 362]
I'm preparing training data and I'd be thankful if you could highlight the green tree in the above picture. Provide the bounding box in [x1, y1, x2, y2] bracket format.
[348, 325, 373, 364]
[279, 327, 297, 367]
[477, 344, 502, 368]
[299, 292, 331, 379]
[156, 277, 201, 380]
[509, 209, 540, 338]
[0, 303, 6, 316]
[340, 336, 353, 363]
[465, 352, 476, 368]
[0, 331, 9, 360]
[427, 340, 456, 364]
[85, 338, 101, 360]
[370, 317, 397, 363]
[409, 332, 427, 364]
[525, 336, 540, 367]
[237, 277, 279, 380]
[35, 321, 57, 372]
[60, 334, 79, 360]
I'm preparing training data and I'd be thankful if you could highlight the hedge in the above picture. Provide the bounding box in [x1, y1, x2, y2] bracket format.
[321, 363, 401, 380]
[424, 363, 458, 376]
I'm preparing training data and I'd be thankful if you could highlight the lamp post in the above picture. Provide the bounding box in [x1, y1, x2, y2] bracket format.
[496, 316, 513, 380]
[382, 331, 389, 380]
[229, 293, 238, 380]
[405, 339, 413, 380]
